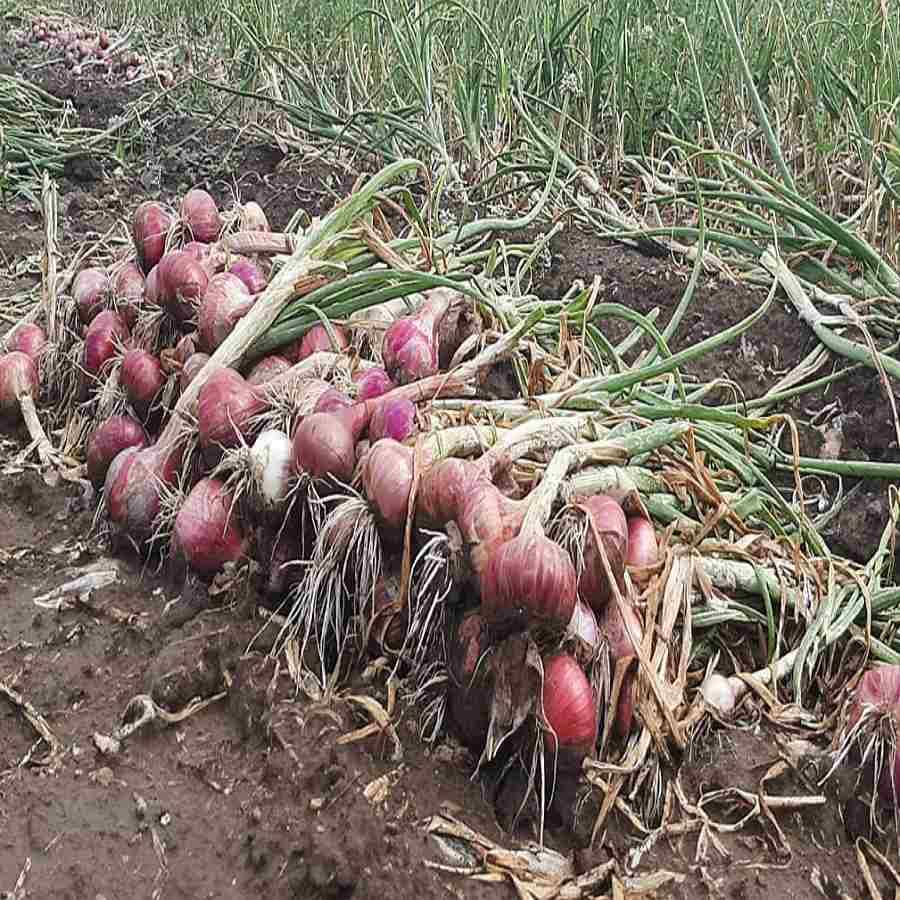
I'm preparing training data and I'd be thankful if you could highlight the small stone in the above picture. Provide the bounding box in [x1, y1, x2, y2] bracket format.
[309, 797, 325, 811]
[249, 806, 262, 824]
[134, 793, 148, 820]
[159, 812, 172, 827]
[89, 767, 115, 786]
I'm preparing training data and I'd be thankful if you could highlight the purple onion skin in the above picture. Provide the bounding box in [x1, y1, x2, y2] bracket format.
[368, 397, 417, 442]
[353, 367, 394, 401]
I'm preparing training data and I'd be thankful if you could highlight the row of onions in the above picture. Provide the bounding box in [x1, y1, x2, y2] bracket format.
[14, 15, 178, 85]
[2, 159, 897, 832]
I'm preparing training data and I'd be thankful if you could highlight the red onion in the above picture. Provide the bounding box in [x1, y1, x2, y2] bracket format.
[541, 653, 598, 769]
[6, 323, 47, 362]
[229, 258, 267, 294]
[197, 367, 266, 449]
[381, 290, 451, 385]
[173, 333, 197, 365]
[291, 403, 369, 482]
[174, 477, 245, 575]
[0, 352, 38, 419]
[353, 366, 394, 401]
[180, 352, 209, 391]
[104, 441, 183, 540]
[368, 397, 417, 443]
[626, 516, 658, 569]
[83, 310, 129, 379]
[239, 201, 270, 232]
[417, 457, 482, 526]
[246, 354, 290, 386]
[849, 665, 900, 731]
[284, 323, 350, 363]
[313, 386, 352, 414]
[73, 267, 110, 325]
[600, 598, 643, 738]
[447, 611, 493, 751]
[481, 532, 577, 633]
[361, 440, 415, 532]
[577, 495, 628, 615]
[121, 348, 164, 419]
[110, 261, 145, 328]
[154, 251, 209, 323]
[86, 415, 148, 486]
[197, 272, 253, 352]
[132, 201, 172, 273]
[181, 188, 222, 244]
[182, 241, 212, 265]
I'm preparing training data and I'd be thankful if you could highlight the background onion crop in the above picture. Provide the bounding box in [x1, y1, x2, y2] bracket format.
[174, 477, 245, 575]
[132, 201, 172, 273]
[86, 415, 148, 486]
[181, 188, 222, 244]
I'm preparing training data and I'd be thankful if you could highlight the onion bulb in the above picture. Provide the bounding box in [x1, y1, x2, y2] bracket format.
[291, 403, 369, 483]
[700, 672, 737, 717]
[197, 272, 253, 352]
[83, 310, 129, 379]
[0, 351, 38, 420]
[197, 367, 266, 449]
[313, 387, 353, 414]
[104, 441, 182, 541]
[541, 653, 598, 769]
[120, 348, 164, 420]
[132, 201, 172, 273]
[110, 261, 145, 328]
[238, 201, 270, 233]
[284, 323, 349, 363]
[849, 665, 900, 731]
[180, 352, 209, 391]
[181, 188, 222, 244]
[73, 267, 110, 325]
[6, 323, 47, 362]
[353, 366, 394, 401]
[577, 495, 628, 614]
[86, 415, 148, 486]
[381, 290, 451, 385]
[174, 477, 245, 575]
[566, 599, 600, 653]
[368, 397, 417, 443]
[361, 439, 415, 532]
[626, 516, 658, 569]
[246, 354, 290, 387]
[229, 258, 267, 294]
[248, 429, 293, 513]
[153, 251, 209, 324]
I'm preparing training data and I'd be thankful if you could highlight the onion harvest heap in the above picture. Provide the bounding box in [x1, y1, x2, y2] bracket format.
[4, 161, 900, 839]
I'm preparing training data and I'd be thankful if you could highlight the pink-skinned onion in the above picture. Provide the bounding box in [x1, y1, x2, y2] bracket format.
[848, 665, 900, 731]
[73, 267, 110, 325]
[104, 440, 183, 541]
[626, 516, 658, 569]
[238, 200, 270, 233]
[83, 310, 129, 379]
[381, 290, 451, 385]
[229, 258, 267, 294]
[599, 597, 643, 738]
[368, 396, 417, 443]
[120, 348, 165, 419]
[0, 351, 39, 420]
[313, 386, 352, 414]
[181, 188, 222, 244]
[154, 251, 209, 323]
[353, 366, 394, 401]
[541, 653, 598, 769]
[197, 272, 253, 352]
[197, 367, 266, 449]
[132, 201, 172, 273]
[360, 439, 415, 532]
[577, 494, 628, 615]
[86, 415, 148, 486]
[110, 261, 145, 328]
[174, 477, 245, 576]
[246, 354, 290, 387]
[284, 323, 350, 363]
[5, 323, 47, 362]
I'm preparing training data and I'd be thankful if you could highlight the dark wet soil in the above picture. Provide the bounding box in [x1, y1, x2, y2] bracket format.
[2, 18, 897, 900]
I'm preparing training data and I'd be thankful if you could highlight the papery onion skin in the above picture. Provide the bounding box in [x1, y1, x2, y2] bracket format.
[174, 477, 245, 576]
[180, 352, 209, 391]
[353, 366, 394, 401]
[626, 516, 658, 569]
[197, 272, 253, 352]
[577, 494, 628, 615]
[104, 441, 183, 541]
[197, 367, 266, 449]
[132, 201, 172, 273]
[600, 598, 643, 738]
[542, 653, 598, 768]
[156, 251, 209, 324]
[456, 482, 524, 584]
[121, 348, 165, 419]
[0, 352, 38, 419]
[173, 333, 197, 365]
[86, 415, 148, 486]
[182, 241, 212, 265]
[6, 324, 47, 362]
[381, 291, 450, 385]
[110, 261, 145, 328]
[566, 599, 600, 653]
[229, 258, 267, 294]
[417, 457, 482, 526]
[246, 354, 291, 387]
[448, 611, 493, 752]
[73, 267, 110, 325]
[83, 310, 129, 379]
[481, 533, 576, 633]
[361, 439, 414, 532]
[291, 403, 368, 483]
[313, 387, 353, 414]
[368, 397, 417, 443]
[181, 188, 222, 244]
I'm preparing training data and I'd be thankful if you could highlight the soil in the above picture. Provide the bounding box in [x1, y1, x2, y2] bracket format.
[2, 19, 899, 900]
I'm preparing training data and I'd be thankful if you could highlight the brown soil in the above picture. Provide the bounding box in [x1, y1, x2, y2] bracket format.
[2, 23, 898, 900]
